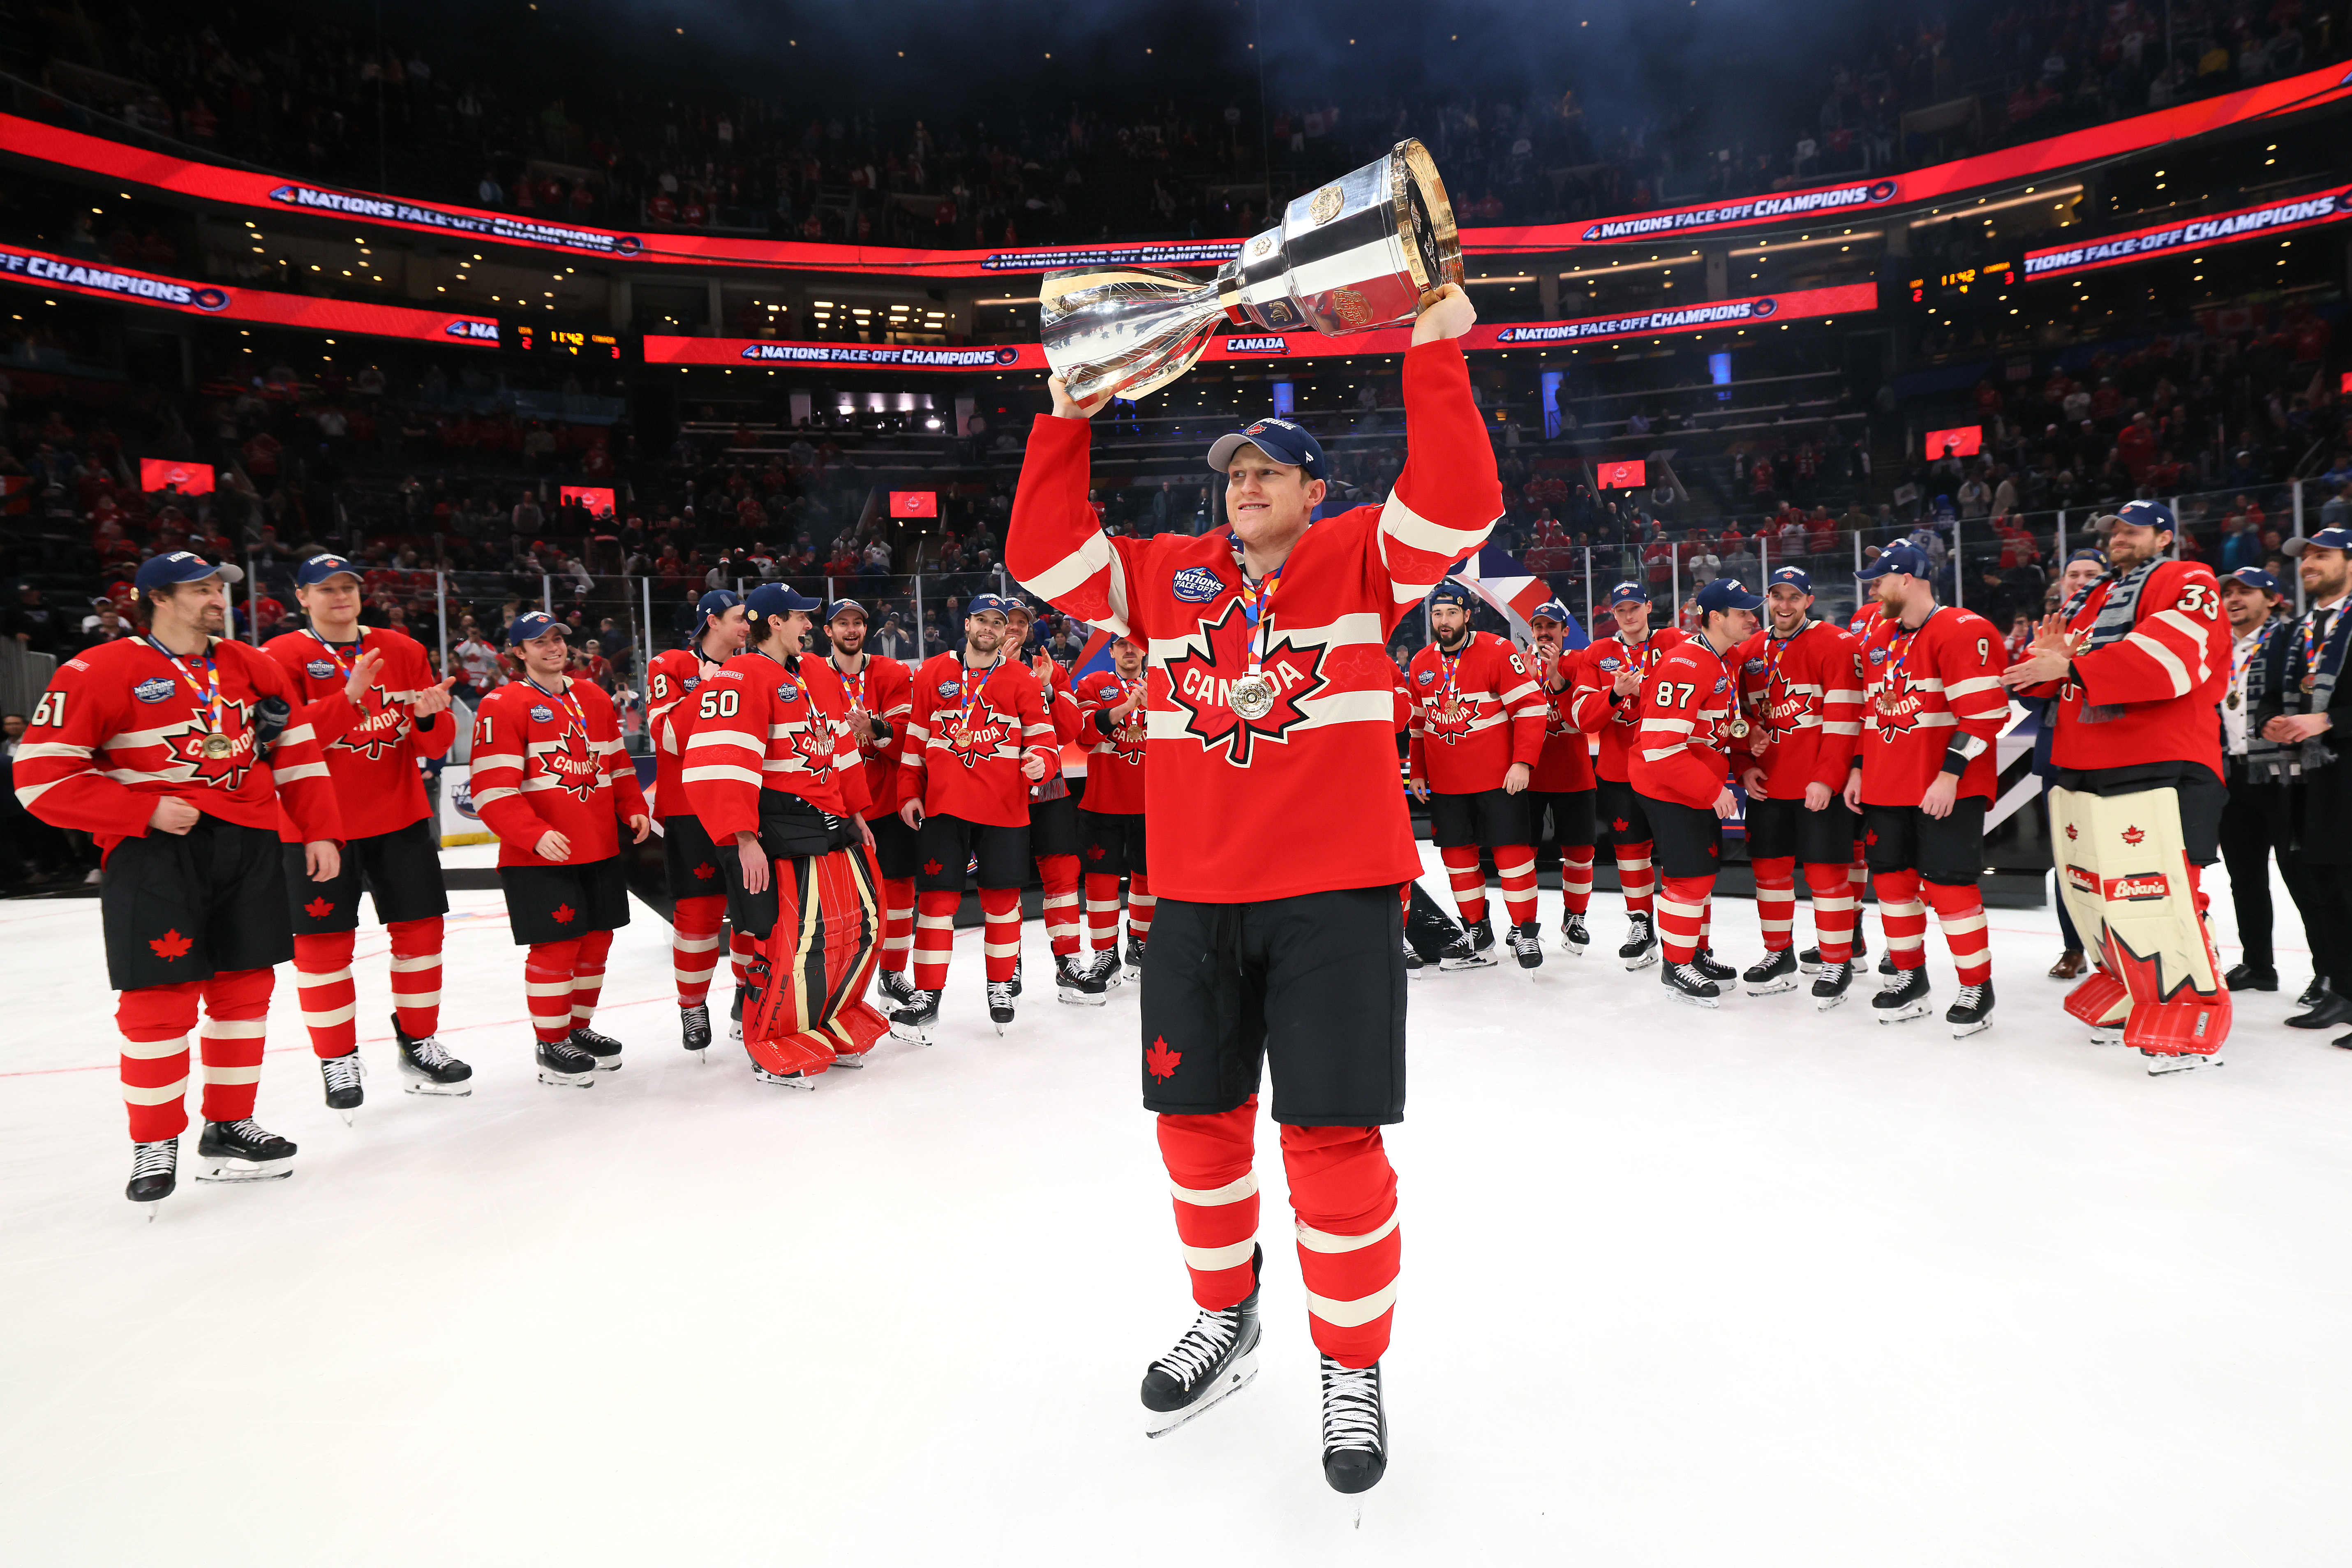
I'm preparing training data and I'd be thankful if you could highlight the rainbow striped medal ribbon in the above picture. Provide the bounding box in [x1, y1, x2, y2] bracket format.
[1230, 564, 1285, 721]
[146, 635, 233, 759]
[1878, 610, 1935, 721]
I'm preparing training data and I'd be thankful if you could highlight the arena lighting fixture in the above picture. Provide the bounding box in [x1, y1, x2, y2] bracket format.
[1911, 185, 2083, 229]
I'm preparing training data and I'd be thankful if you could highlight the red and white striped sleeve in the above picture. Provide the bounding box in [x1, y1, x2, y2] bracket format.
[899, 665, 937, 792]
[681, 667, 766, 842]
[1566, 645, 1615, 736]
[645, 649, 693, 756]
[1936, 611, 2015, 775]
[11, 655, 151, 838]
[1496, 640, 1546, 768]
[465, 688, 543, 851]
[1005, 416, 1153, 641]
[2070, 560, 2226, 707]
[1813, 628, 1866, 788]
[244, 650, 344, 844]
[1017, 668, 1058, 771]
[1369, 342, 1504, 617]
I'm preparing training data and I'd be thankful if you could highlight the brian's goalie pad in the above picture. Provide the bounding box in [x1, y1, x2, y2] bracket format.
[2048, 785, 2230, 1057]
[742, 845, 893, 1078]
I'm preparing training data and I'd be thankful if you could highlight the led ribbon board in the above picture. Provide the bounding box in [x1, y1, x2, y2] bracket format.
[2020, 184, 2352, 281]
[0, 244, 501, 344]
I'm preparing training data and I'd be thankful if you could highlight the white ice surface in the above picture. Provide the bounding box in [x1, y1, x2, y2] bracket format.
[3, 847, 2350, 1567]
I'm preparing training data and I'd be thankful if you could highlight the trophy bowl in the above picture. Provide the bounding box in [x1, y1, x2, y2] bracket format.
[1041, 138, 1462, 404]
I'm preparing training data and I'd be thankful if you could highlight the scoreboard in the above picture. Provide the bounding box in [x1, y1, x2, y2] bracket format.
[514, 324, 623, 359]
[1906, 261, 2017, 303]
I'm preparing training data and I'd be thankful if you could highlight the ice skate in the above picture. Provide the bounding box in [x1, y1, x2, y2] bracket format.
[2145, 1048, 2223, 1076]
[126, 1138, 177, 1206]
[1123, 934, 1146, 981]
[1618, 911, 1659, 969]
[729, 990, 745, 1041]
[679, 1002, 713, 1054]
[751, 1062, 818, 1090]
[1319, 1355, 1388, 1495]
[536, 1037, 598, 1086]
[1692, 947, 1736, 984]
[1007, 954, 1024, 999]
[194, 1118, 296, 1182]
[1873, 965, 1933, 1023]
[889, 989, 940, 1045]
[1402, 931, 1424, 977]
[319, 1049, 364, 1123]
[1743, 948, 1799, 996]
[988, 979, 1017, 1034]
[1054, 951, 1109, 1007]
[877, 966, 915, 1008]
[1812, 960, 1856, 1011]
[1439, 919, 1497, 970]
[395, 1017, 473, 1095]
[1507, 921, 1543, 970]
[570, 1025, 624, 1071]
[1661, 960, 1722, 1009]
[1142, 1246, 1261, 1438]
[1559, 912, 1590, 957]
[1946, 981, 1994, 1039]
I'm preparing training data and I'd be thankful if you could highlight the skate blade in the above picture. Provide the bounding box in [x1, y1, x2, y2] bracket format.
[591, 1059, 623, 1072]
[536, 1069, 597, 1087]
[1622, 949, 1659, 971]
[1559, 942, 1589, 959]
[402, 1080, 474, 1096]
[2145, 1051, 2223, 1076]
[1670, 991, 1721, 1009]
[752, 1072, 819, 1091]
[889, 1022, 934, 1046]
[1874, 1002, 1934, 1024]
[336, 1110, 356, 1127]
[993, 1017, 1013, 1035]
[827, 1053, 869, 1070]
[1814, 990, 1850, 1011]
[1144, 1349, 1261, 1439]
[1439, 956, 1497, 972]
[1056, 991, 1110, 1007]
[1123, 965, 1143, 981]
[194, 1160, 293, 1183]
[2089, 1029, 2124, 1046]
[1405, 964, 1426, 979]
[1950, 1018, 1993, 1039]
[1746, 978, 1798, 996]
[1798, 958, 1823, 975]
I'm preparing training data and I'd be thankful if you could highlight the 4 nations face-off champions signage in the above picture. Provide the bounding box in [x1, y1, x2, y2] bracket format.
[2021, 184, 2352, 282]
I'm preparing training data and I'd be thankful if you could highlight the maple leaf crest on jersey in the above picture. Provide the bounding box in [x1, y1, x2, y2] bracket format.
[529, 739, 607, 803]
[945, 714, 1015, 768]
[332, 702, 414, 762]
[167, 713, 258, 790]
[1161, 596, 1328, 767]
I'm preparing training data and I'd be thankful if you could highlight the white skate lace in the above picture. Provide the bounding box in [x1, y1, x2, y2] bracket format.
[1952, 984, 1987, 1011]
[1670, 963, 1714, 988]
[130, 1141, 176, 1176]
[1152, 1307, 1240, 1388]
[681, 1004, 710, 1026]
[321, 1053, 364, 1090]
[572, 1028, 619, 1051]
[1320, 1358, 1383, 1452]
[220, 1118, 275, 1143]
[407, 1036, 457, 1069]
[988, 981, 1017, 1006]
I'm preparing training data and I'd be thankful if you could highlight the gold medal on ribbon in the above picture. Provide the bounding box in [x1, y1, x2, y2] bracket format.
[1230, 673, 1276, 721]
[2227, 691, 2241, 710]
[1726, 716, 1751, 741]
[200, 732, 235, 760]
[2303, 674, 2318, 693]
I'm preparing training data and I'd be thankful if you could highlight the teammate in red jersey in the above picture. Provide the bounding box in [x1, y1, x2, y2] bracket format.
[1405, 579, 1546, 968]
[1003, 596, 1101, 1003]
[647, 589, 749, 1054]
[1073, 632, 1153, 981]
[265, 553, 471, 1117]
[1726, 566, 1868, 1008]
[891, 593, 1057, 1040]
[1008, 283, 1495, 1493]
[1843, 542, 2012, 1035]
[15, 552, 344, 1203]
[467, 612, 651, 1085]
[683, 584, 888, 1084]
[824, 598, 918, 1007]
[1526, 600, 1599, 958]
[1567, 581, 1687, 967]
[1630, 578, 1764, 1005]
[2004, 500, 2234, 1071]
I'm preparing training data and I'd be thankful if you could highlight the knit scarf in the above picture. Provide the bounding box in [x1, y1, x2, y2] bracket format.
[2061, 557, 2161, 726]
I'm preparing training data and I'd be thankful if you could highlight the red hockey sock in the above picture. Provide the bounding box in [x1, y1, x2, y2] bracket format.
[1439, 844, 1486, 926]
[196, 967, 273, 1126]
[1617, 840, 1656, 917]
[571, 928, 614, 1025]
[880, 875, 916, 974]
[1495, 846, 1537, 928]
[1849, 847, 1872, 950]
[1160, 1099, 1262, 1310]
[1656, 875, 1714, 965]
[291, 929, 358, 1059]
[1282, 1122, 1400, 1369]
[670, 894, 727, 1007]
[1038, 853, 1081, 957]
[1803, 862, 1858, 964]
[1751, 855, 1797, 952]
[729, 926, 756, 990]
[980, 887, 1022, 982]
[1127, 874, 1155, 943]
[117, 981, 201, 1143]
[385, 916, 444, 1039]
[1084, 872, 1123, 951]
[1922, 879, 1991, 986]
[1874, 869, 1927, 970]
[913, 891, 957, 993]
[526, 940, 582, 1043]
[1559, 848, 1595, 917]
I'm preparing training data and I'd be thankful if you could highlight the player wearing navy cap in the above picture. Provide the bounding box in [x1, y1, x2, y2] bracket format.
[1566, 580, 1688, 966]
[467, 612, 650, 1085]
[645, 589, 752, 1053]
[1630, 578, 1764, 1005]
[264, 552, 470, 1115]
[1724, 566, 1868, 1006]
[1851, 542, 2010, 1037]
[2213, 563, 2300, 998]
[823, 596, 920, 1009]
[1526, 599, 1599, 954]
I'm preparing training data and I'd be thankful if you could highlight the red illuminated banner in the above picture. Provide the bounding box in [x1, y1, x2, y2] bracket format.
[1596, 460, 1647, 489]
[643, 284, 1875, 371]
[1924, 425, 1983, 460]
[890, 491, 938, 518]
[2022, 184, 2352, 281]
[560, 485, 616, 515]
[0, 243, 501, 346]
[140, 458, 214, 494]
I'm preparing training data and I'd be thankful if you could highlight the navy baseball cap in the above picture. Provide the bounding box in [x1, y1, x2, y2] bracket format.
[998, 595, 1039, 620]
[2064, 548, 2108, 567]
[1766, 566, 1811, 593]
[295, 552, 362, 588]
[134, 551, 244, 592]
[695, 588, 743, 623]
[2104, 498, 2178, 535]
[1529, 598, 1572, 624]
[1696, 577, 1765, 613]
[1607, 580, 1650, 606]
[1206, 416, 1328, 481]
[964, 593, 1013, 619]
[2226, 566, 2284, 596]
[745, 584, 823, 624]
[506, 610, 570, 645]
[1428, 579, 1476, 611]
[825, 597, 867, 623]
[1856, 542, 1933, 581]
[2290, 527, 2352, 556]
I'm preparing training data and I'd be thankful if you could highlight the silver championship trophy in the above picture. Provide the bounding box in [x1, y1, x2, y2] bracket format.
[1040, 139, 1462, 402]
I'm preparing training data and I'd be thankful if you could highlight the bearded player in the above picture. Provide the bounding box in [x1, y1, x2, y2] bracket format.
[1074, 633, 1153, 981]
[265, 552, 471, 1116]
[1727, 567, 1867, 1008]
[1526, 599, 1599, 956]
[1844, 543, 2010, 1037]
[1002, 595, 1101, 1002]
[2003, 500, 2232, 1072]
[647, 589, 750, 1054]
[1009, 282, 1494, 1494]
[1568, 582, 1684, 967]
[1405, 579, 1547, 968]
[823, 598, 917, 1006]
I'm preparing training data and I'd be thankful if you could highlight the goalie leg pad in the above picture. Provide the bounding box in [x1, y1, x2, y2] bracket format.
[2055, 785, 2228, 1057]
[742, 846, 888, 1077]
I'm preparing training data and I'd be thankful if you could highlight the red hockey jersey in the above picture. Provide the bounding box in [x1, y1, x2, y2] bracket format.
[1628, 634, 1738, 808]
[2030, 559, 2228, 777]
[645, 642, 734, 820]
[682, 649, 866, 839]
[899, 653, 1056, 828]
[1405, 631, 1545, 794]
[1567, 627, 1688, 782]
[1854, 605, 2011, 804]
[14, 635, 343, 854]
[262, 626, 453, 840]
[1032, 658, 1082, 806]
[468, 676, 647, 868]
[825, 651, 915, 819]
[1074, 668, 1149, 815]
[1727, 619, 1866, 797]
[1005, 338, 1502, 902]
[1530, 651, 1596, 792]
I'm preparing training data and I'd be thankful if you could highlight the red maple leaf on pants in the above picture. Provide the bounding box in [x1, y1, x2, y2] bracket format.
[149, 929, 194, 961]
[923, 858, 943, 875]
[551, 903, 576, 924]
[304, 896, 335, 919]
[1865, 829, 1880, 846]
[1145, 1035, 1182, 1080]
[1086, 844, 1105, 860]
[1611, 818, 1630, 834]
[693, 861, 717, 880]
